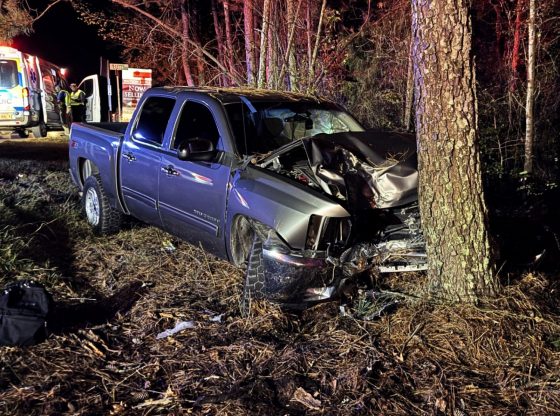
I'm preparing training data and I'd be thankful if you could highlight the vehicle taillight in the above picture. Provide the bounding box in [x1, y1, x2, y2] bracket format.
[22, 87, 30, 110]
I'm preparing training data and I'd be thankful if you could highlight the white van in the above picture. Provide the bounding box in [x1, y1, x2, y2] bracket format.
[0, 46, 69, 138]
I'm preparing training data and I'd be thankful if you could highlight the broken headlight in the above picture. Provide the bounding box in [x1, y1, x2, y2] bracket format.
[305, 215, 351, 251]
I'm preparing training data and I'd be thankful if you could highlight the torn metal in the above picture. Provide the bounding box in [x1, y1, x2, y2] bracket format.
[251, 130, 427, 303]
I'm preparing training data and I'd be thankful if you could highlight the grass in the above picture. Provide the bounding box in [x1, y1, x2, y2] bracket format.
[0, 137, 559, 415]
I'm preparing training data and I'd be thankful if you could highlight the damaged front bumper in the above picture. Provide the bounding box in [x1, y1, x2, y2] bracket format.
[261, 236, 427, 304]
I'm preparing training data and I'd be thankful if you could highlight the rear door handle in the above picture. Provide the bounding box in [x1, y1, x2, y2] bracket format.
[161, 165, 179, 176]
[123, 152, 136, 162]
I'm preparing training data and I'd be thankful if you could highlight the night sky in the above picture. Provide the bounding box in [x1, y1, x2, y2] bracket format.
[14, 1, 121, 83]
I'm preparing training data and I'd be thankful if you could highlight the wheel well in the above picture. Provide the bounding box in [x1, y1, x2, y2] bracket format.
[79, 158, 99, 186]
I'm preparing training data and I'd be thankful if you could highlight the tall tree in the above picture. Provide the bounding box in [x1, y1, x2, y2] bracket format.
[412, 0, 497, 302]
[243, 0, 256, 85]
[257, 0, 271, 88]
[524, 0, 536, 174]
[179, 0, 194, 86]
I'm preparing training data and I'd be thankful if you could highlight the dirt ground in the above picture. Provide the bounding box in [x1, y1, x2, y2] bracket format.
[1, 136, 560, 415]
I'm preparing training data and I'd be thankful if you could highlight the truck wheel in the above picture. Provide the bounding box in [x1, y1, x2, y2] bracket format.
[241, 233, 266, 316]
[31, 121, 47, 138]
[82, 174, 122, 235]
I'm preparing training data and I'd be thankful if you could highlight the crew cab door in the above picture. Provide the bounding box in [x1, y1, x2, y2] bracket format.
[119, 95, 176, 226]
[158, 99, 232, 257]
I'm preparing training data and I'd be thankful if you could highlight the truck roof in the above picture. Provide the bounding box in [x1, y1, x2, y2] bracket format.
[153, 86, 332, 105]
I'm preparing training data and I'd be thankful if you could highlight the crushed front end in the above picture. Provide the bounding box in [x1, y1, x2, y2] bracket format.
[253, 130, 427, 304]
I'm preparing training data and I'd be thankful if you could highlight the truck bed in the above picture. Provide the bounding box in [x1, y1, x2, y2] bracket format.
[83, 122, 129, 135]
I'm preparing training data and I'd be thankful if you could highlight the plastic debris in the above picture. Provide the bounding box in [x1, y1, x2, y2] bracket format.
[209, 314, 224, 323]
[162, 239, 176, 252]
[156, 321, 195, 339]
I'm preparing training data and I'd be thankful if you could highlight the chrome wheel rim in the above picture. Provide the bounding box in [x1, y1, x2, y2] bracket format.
[85, 188, 100, 226]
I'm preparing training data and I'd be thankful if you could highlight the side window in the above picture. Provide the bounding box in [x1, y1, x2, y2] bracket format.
[133, 97, 175, 146]
[81, 79, 94, 98]
[172, 101, 220, 150]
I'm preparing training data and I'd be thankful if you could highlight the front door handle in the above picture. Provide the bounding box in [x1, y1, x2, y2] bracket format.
[123, 152, 136, 162]
[161, 165, 179, 176]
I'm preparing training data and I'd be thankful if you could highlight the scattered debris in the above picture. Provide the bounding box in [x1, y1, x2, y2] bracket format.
[156, 321, 195, 339]
[290, 387, 322, 411]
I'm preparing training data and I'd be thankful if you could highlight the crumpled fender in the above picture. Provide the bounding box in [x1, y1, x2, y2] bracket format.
[225, 165, 350, 253]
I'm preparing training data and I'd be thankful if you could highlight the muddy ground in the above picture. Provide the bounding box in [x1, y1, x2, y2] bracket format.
[1, 136, 560, 415]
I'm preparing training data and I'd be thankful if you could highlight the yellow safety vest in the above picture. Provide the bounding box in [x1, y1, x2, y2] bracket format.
[69, 89, 85, 106]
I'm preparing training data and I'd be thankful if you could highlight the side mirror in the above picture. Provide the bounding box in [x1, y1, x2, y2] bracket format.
[177, 138, 216, 162]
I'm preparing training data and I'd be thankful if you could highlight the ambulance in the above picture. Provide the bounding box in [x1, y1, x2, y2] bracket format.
[0, 45, 68, 138]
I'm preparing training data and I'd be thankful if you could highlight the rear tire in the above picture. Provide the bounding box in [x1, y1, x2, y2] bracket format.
[82, 174, 122, 235]
[31, 121, 47, 138]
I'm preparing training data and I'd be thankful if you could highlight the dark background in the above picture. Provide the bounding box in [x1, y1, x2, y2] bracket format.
[14, 1, 121, 83]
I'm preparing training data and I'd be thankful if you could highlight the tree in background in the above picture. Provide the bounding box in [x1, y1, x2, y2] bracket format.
[0, 0, 33, 41]
[0, 0, 63, 42]
[74, 0, 362, 93]
[411, 0, 497, 301]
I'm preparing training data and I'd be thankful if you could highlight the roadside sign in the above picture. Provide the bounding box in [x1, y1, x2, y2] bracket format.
[109, 63, 129, 71]
[121, 68, 152, 122]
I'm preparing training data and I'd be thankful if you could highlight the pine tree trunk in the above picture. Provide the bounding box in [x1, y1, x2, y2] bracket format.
[243, 0, 256, 86]
[524, 0, 536, 174]
[412, 0, 497, 302]
[403, 37, 414, 130]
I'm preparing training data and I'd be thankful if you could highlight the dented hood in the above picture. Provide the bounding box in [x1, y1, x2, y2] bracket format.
[302, 130, 418, 209]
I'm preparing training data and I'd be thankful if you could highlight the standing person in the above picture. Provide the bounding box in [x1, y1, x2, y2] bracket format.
[55, 85, 69, 130]
[68, 83, 86, 125]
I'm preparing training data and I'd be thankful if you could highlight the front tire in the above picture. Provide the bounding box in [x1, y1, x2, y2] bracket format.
[82, 174, 122, 235]
[240, 232, 267, 316]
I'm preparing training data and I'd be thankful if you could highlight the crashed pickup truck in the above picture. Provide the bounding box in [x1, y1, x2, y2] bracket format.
[69, 87, 426, 305]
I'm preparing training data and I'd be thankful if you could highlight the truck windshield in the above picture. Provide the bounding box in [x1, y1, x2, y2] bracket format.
[0, 60, 19, 89]
[225, 101, 364, 156]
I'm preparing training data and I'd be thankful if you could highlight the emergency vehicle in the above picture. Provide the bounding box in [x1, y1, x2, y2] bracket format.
[0, 45, 68, 138]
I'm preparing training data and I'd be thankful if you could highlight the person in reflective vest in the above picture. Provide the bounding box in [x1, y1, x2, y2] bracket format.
[68, 83, 86, 124]
[55, 85, 69, 128]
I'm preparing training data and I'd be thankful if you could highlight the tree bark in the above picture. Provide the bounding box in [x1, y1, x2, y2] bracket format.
[257, 0, 271, 88]
[222, 0, 235, 82]
[243, 0, 256, 86]
[510, 0, 524, 91]
[211, 0, 227, 86]
[180, 1, 194, 86]
[403, 37, 414, 130]
[412, 0, 497, 302]
[307, 0, 327, 93]
[524, 0, 536, 174]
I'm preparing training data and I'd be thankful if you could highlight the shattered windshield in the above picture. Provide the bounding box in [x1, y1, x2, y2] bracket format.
[225, 100, 364, 156]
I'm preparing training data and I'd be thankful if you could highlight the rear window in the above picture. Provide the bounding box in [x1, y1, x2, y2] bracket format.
[0, 60, 18, 89]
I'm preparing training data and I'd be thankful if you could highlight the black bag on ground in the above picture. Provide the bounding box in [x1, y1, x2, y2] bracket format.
[0, 280, 53, 346]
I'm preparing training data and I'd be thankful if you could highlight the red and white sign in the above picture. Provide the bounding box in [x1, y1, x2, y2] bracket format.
[121, 68, 152, 122]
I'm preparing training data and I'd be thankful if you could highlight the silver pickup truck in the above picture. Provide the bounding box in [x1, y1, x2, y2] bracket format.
[69, 87, 426, 307]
